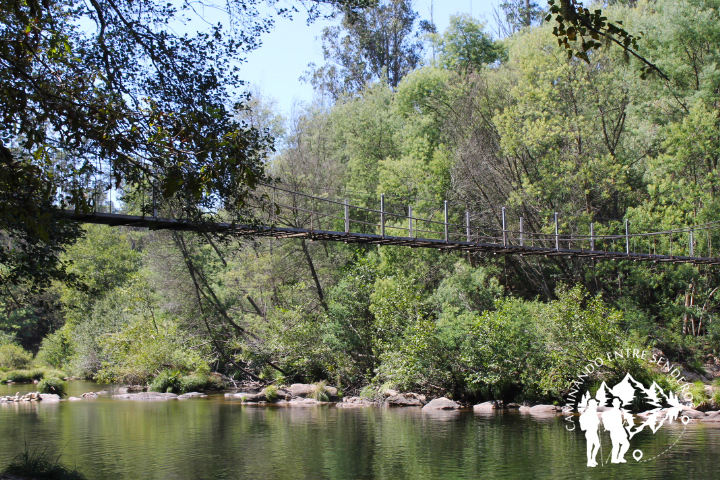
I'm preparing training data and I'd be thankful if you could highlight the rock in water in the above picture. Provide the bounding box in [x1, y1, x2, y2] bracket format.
[422, 398, 460, 411]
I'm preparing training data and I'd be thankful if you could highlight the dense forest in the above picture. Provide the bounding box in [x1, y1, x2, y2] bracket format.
[2, 0, 720, 403]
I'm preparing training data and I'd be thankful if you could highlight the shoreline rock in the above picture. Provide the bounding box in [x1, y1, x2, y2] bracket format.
[385, 393, 426, 407]
[422, 398, 460, 411]
[112, 392, 178, 400]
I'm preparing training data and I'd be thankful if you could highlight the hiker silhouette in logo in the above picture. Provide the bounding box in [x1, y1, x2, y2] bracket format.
[602, 397, 632, 463]
[579, 399, 601, 467]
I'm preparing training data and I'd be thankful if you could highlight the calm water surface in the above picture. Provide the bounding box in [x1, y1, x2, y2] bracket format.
[1, 381, 718, 479]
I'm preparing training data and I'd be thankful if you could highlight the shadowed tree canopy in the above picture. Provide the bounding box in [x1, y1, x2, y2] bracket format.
[305, 0, 426, 99]
[0, 0, 372, 288]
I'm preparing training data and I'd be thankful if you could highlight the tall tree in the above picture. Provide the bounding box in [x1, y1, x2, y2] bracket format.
[495, 0, 544, 36]
[306, 0, 426, 99]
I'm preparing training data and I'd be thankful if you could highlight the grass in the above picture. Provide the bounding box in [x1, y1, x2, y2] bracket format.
[688, 381, 710, 409]
[309, 381, 330, 402]
[3, 446, 86, 480]
[263, 384, 279, 402]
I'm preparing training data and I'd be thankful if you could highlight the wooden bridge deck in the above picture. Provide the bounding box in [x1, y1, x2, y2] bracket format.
[62, 211, 720, 265]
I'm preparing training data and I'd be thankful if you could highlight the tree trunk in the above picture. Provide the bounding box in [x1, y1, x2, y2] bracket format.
[301, 239, 328, 311]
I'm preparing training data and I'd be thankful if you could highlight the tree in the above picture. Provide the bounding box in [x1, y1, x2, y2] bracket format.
[495, 0, 544, 36]
[545, 0, 667, 79]
[0, 0, 371, 289]
[306, 0, 426, 99]
[431, 14, 504, 72]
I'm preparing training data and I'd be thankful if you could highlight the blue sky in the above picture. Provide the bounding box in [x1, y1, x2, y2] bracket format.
[239, 1, 500, 115]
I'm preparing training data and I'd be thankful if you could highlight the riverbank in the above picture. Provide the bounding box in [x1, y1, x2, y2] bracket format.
[7, 380, 720, 429]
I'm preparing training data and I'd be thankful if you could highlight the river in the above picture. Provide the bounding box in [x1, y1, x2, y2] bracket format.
[1, 381, 718, 479]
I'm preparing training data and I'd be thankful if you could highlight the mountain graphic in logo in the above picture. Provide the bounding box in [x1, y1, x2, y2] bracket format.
[575, 374, 686, 466]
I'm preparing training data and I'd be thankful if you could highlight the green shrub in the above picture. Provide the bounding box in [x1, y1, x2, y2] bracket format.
[36, 330, 75, 369]
[37, 377, 68, 396]
[689, 381, 710, 406]
[688, 359, 707, 375]
[0, 343, 32, 371]
[3, 445, 86, 480]
[310, 381, 330, 402]
[149, 370, 182, 394]
[6, 370, 34, 383]
[179, 373, 212, 394]
[360, 386, 378, 400]
[263, 384, 279, 402]
[712, 390, 720, 408]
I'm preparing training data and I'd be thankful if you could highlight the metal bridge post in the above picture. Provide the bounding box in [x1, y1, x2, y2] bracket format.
[554, 212, 559, 250]
[690, 229, 694, 257]
[380, 194, 385, 238]
[466, 211, 471, 242]
[590, 223, 595, 251]
[444, 201, 449, 242]
[408, 206, 413, 238]
[344, 199, 349, 234]
[502, 207, 507, 246]
[519, 217, 524, 246]
[625, 219, 630, 255]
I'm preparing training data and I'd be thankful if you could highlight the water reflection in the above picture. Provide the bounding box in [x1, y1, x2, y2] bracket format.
[0, 389, 718, 479]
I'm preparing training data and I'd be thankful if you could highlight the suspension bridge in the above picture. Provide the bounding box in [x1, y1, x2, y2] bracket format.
[60, 183, 720, 266]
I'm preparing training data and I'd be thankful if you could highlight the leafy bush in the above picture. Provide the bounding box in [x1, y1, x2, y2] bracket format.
[36, 330, 75, 369]
[310, 381, 330, 402]
[0, 343, 32, 371]
[3, 445, 86, 480]
[149, 370, 182, 394]
[95, 317, 210, 385]
[179, 373, 213, 393]
[38, 377, 68, 396]
[263, 384, 279, 402]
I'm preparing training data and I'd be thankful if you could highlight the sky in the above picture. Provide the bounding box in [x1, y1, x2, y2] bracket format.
[239, 0, 500, 116]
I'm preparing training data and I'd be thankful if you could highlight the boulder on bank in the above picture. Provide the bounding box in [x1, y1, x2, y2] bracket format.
[679, 407, 705, 419]
[289, 397, 326, 406]
[39, 393, 60, 402]
[385, 393, 426, 407]
[519, 404, 558, 414]
[473, 401, 497, 412]
[178, 392, 207, 400]
[337, 396, 375, 408]
[287, 383, 339, 400]
[116, 385, 146, 394]
[422, 397, 460, 411]
[288, 384, 313, 397]
[702, 411, 720, 422]
[0, 392, 44, 403]
[239, 392, 266, 402]
[112, 392, 177, 400]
